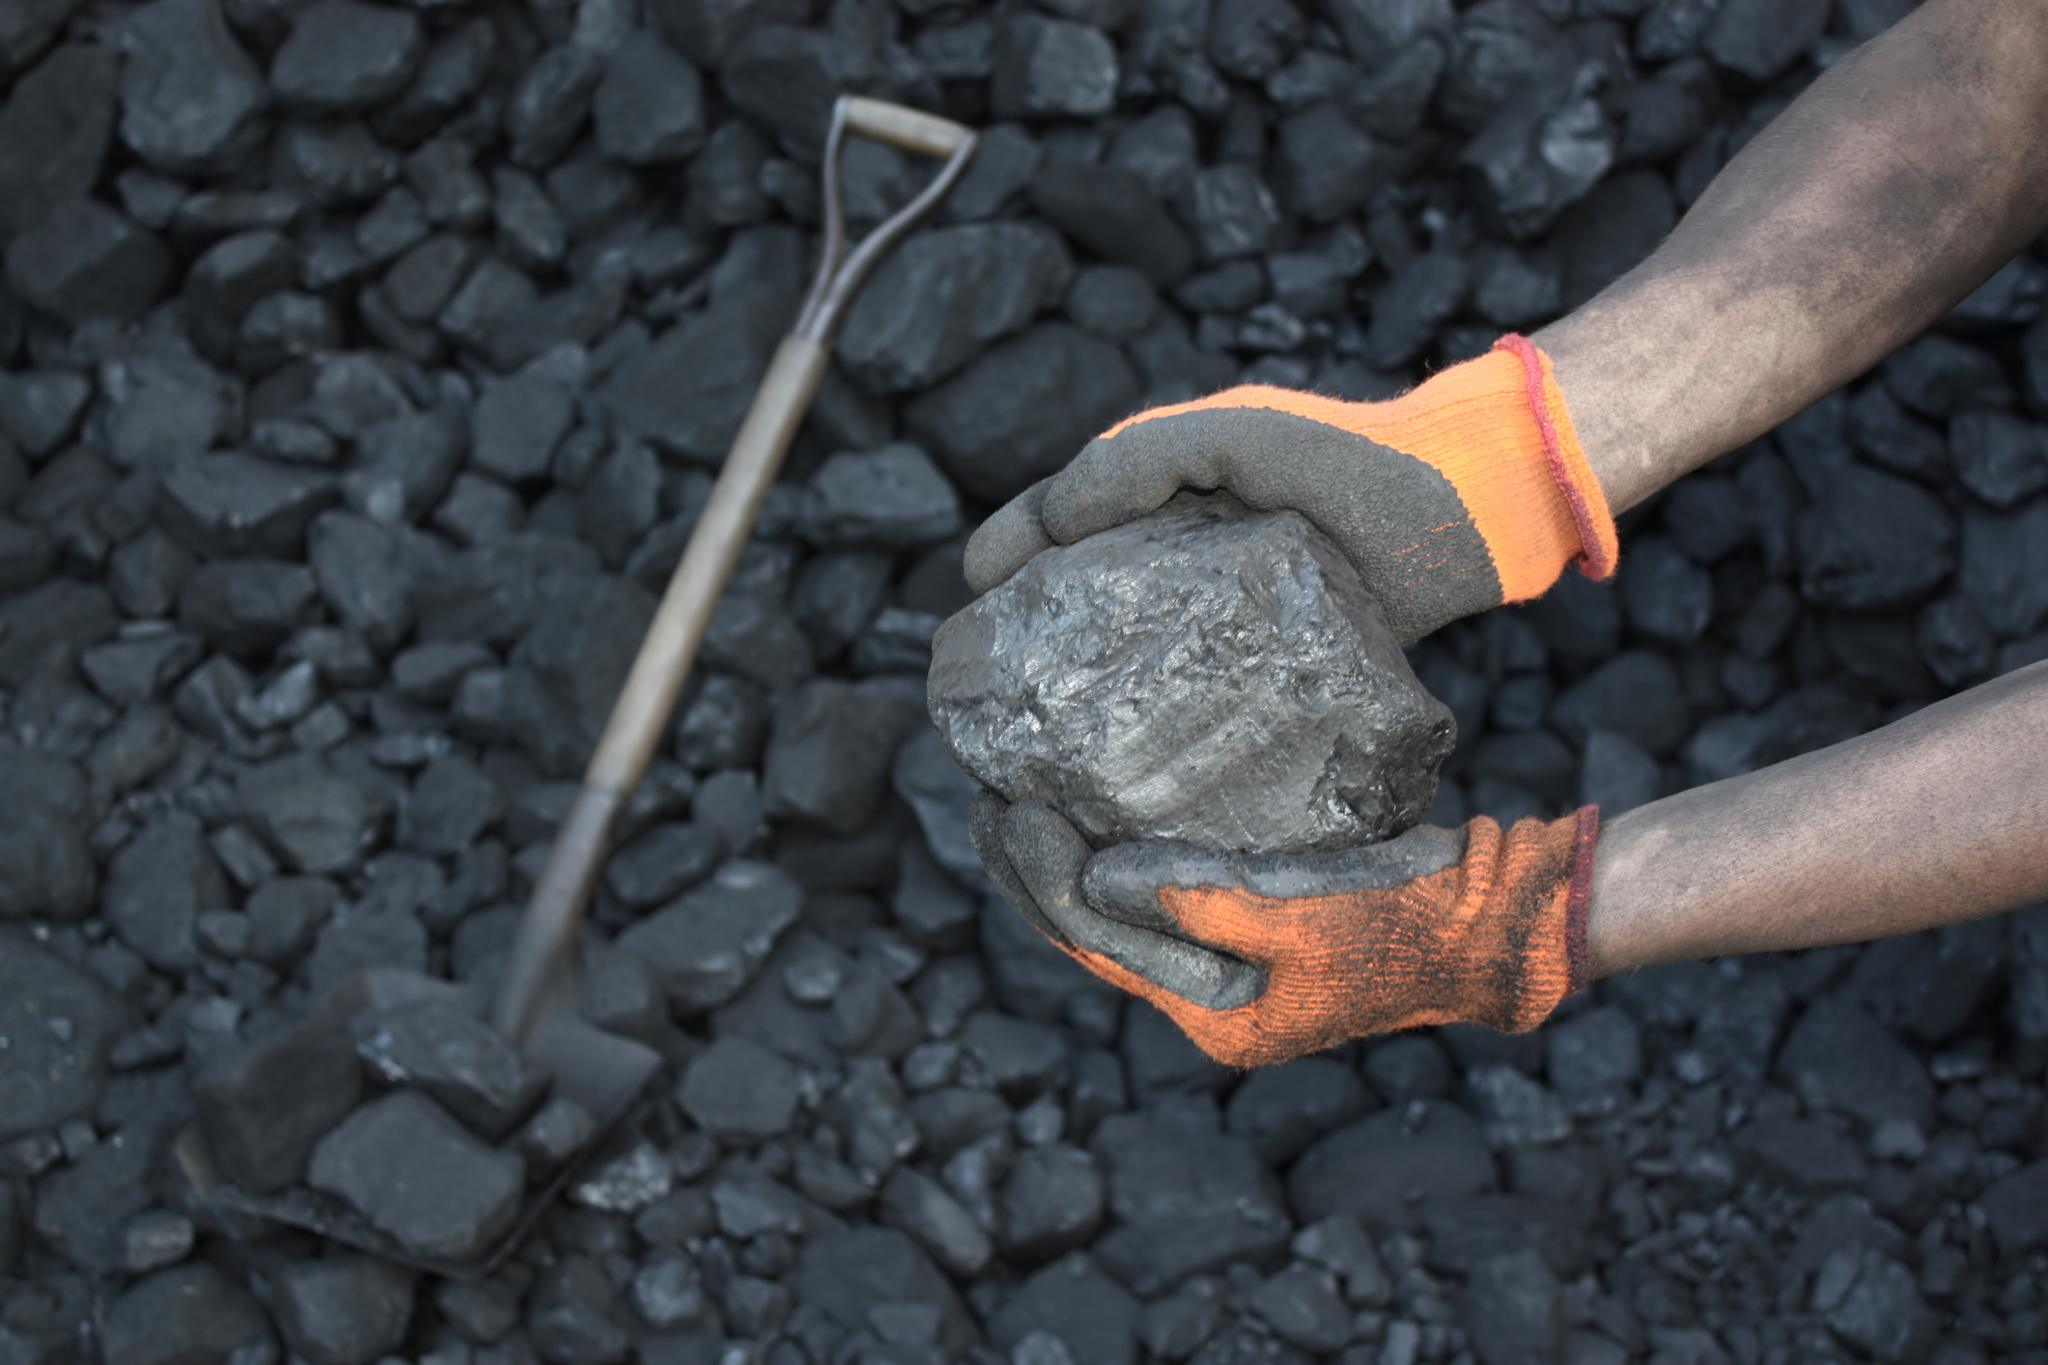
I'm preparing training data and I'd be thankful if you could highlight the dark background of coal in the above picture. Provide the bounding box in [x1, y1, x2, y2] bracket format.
[2, 0, 2047, 1361]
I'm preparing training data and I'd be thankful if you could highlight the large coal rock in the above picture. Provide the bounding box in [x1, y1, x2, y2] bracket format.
[929, 495, 1455, 853]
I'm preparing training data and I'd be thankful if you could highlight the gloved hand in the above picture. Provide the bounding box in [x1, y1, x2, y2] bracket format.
[970, 791, 1600, 1068]
[962, 334, 1619, 644]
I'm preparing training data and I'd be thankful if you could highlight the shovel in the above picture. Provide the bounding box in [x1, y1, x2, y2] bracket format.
[174, 95, 979, 1278]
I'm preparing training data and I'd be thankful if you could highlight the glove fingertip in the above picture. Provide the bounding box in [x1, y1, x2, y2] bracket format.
[962, 480, 1054, 593]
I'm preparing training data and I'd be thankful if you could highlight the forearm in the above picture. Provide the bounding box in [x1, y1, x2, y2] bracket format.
[1586, 662, 2048, 976]
[1535, 0, 2048, 513]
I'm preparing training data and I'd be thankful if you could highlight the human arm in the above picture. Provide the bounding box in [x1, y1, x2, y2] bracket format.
[972, 662, 2048, 1066]
[1586, 659, 2048, 976]
[1541, 0, 2048, 513]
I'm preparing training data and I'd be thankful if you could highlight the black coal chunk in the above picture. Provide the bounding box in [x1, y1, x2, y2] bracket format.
[930, 496, 1454, 853]
[0, 44, 120, 241]
[1027, 159, 1196, 287]
[0, 931, 127, 1140]
[270, 0, 423, 113]
[100, 1265, 276, 1365]
[614, 860, 803, 1015]
[104, 812, 226, 972]
[273, 1254, 418, 1365]
[991, 14, 1118, 120]
[1176, 163, 1283, 261]
[837, 224, 1071, 394]
[1950, 409, 2048, 509]
[1775, 997, 1933, 1130]
[1798, 466, 1955, 610]
[762, 678, 923, 833]
[112, 0, 269, 174]
[1275, 102, 1400, 223]
[905, 321, 1140, 503]
[5, 199, 168, 324]
[790, 1227, 980, 1356]
[1704, 0, 1828, 81]
[0, 746, 95, 920]
[352, 1002, 546, 1139]
[1813, 1247, 1935, 1363]
[798, 444, 963, 549]
[1462, 1249, 1565, 1365]
[990, 1255, 1139, 1364]
[594, 33, 706, 165]
[675, 1034, 801, 1140]
[1092, 1108, 1291, 1294]
[1288, 1103, 1496, 1226]
[1000, 1144, 1105, 1263]
[194, 1015, 364, 1193]
[880, 1166, 993, 1277]
[307, 1091, 525, 1263]
[240, 752, 388, 874]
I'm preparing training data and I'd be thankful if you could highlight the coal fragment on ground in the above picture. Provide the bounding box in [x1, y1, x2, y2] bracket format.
[991, 15, 1118, 120]
[0, 746, 95, 920]
[0, 43, 120, 240]
[270, 0, 423, 113]
[0, 932, 126, 1140]
[836, 224, 1071, 394]
[905, 321, 1140, 503]
[100, 1265, 276, 1365]
[762, 678, 922, 834]
[352, 1002, 546, 1139]
[880, 1166, 994, 1277]
[194, 1015, 363, 1193]
[790, 1226, 979, 1356]
[307, 1092, 525, 1263]
[240, 752, 388, 875]
[1463, 1249, 1566, 1365]
[1091, 1108, 1292, 1294]
[274, 1254, 418, 1365]
[5, 199, 168, 324]
[1027, 159, 1195, 287]
[594, 34, 706, 165]
[931, 495, 1454, 853]
[1812, 1247, 1936, 1363]
[1776, 997, 1934, 1130]
[1288, 1103, 1497, 1226]
[675, 1034, 801, 1141]
[1704, 0, 1829, 81]
[990, 1254, 1139, 1365]
[799, 445, 962, 549]
[1000, 1144, 1105, 1263]
[1799, 466, 1956, 610]
[104, 813, 226, 973]
[112, 0, 268, 174]
[614, 861, 803, 1016]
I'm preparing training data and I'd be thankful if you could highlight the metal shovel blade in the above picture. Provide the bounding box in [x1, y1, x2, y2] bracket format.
[172, 967, 660, 1280]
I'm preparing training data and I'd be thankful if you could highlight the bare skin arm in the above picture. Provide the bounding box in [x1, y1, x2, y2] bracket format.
[1537, 0, 2048, 513]
[1587, 662, 2048, 976]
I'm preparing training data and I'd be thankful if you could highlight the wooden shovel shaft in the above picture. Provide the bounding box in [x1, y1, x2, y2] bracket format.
[490, 335, 828, 1040]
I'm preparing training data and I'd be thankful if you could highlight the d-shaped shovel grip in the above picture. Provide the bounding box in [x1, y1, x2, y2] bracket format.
[491, 99, 978, 1043]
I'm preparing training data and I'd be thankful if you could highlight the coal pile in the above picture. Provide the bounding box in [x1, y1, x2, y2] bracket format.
[1, 1, 2046, 1363]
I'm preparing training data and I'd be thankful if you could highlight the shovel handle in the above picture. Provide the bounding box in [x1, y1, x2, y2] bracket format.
[491, 96, 978, 1044]
[490, 336, 828, 1040]
[841, 97, 974, 158]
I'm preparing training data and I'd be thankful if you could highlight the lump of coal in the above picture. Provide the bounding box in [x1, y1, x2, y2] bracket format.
[351, 1002, 546, 1140]
[194, 1015, 363, 1193]
[307, 1092, 525, 1263]
[930, 496, 1454, 854]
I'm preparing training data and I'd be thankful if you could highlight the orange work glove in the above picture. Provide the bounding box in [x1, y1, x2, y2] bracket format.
[962, 334, 1619, 644]
[969, 792, 1600, 1068]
